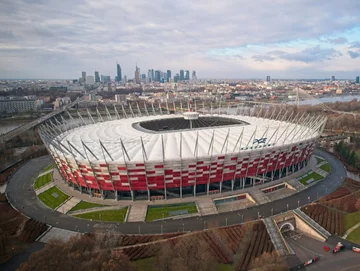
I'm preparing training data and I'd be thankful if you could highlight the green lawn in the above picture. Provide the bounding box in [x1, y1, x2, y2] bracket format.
[146, 202, 198, 222]
[320, 163, 331, 173]
[73, 208, 128, 222]
[37, 186, 70, 209]
[33, 173, 52, 190]
[42, 164, 55, 173]
[346, 227, 360, 245]
[298, 171, 324, 185]
[315, 156, 324, 164]
[344, 211, 360, 231]
[69, 200, 107, 212]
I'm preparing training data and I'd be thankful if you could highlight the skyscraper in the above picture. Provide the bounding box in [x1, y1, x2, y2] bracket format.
[117, 63, 122, 82]
[155, 70, 161, 82]
[331, 75, 335, 81]
[95, 71, 100, 83]
[166, 70, 171, 82]
[148, 69, 153, 82]
[356, 76, 360, 84]
[192, 71, 197, 81]
[185, 70, 190, 80]
[174, 73, 179, 82]
[82, 72, 86, 82]
[135, 65, 141, 84]
[86, 76, 95, 85]
[180, 70, 184, 80]
[266, 76, 271, 82]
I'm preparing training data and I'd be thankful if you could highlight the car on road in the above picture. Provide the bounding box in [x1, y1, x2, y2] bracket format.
[333, 242, 345, 253]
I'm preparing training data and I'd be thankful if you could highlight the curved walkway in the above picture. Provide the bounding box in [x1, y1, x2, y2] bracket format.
[6, 149, 347, 235]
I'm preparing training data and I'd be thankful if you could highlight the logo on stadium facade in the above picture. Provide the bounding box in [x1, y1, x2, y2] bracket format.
[253, 138, 267, 144]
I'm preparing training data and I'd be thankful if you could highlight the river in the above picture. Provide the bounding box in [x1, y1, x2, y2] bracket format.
[289, 95, 360, 105]
[0, 120, 29, 135]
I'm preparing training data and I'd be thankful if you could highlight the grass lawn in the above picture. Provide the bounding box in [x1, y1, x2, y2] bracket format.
[69, 200, 107, 212]
[347, 226, 360, 245]
[344, 211, 360, 231]
[73, 208, 128, 222]
[42, 164, 55, 173]
[146, 202, 198, 222]
[315, 156, 324, 164]
[320, 163, 331, 173]
[38, 186, 70, 209]
[298, 171, 324, 185]
[33, 173, 52, 190]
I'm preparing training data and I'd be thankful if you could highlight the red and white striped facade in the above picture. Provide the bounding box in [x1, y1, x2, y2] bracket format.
[39, 102, 326, 199]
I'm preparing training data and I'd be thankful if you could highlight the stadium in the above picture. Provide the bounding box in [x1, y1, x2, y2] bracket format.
[38, 101, 327, 201]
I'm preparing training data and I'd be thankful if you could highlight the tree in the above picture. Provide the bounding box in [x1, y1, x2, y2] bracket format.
[248, 251, 288, 271]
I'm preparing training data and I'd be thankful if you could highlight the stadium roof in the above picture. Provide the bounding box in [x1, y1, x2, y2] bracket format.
[52, 114, 324, 163]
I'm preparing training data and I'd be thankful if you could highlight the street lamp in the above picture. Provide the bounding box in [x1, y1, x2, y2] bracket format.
[271, 208, 273, 216]
[44, 215, 46, 225]
[297, 200, 300, 208]
[286, 204, 289, 211]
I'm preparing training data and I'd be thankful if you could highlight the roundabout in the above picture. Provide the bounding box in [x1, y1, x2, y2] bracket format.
[6, 148, 347, 235]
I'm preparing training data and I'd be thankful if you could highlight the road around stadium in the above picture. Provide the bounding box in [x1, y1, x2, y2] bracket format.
[6, 148, 346, 235]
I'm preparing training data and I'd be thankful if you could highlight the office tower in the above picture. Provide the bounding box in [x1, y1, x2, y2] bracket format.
[185, 70, 190, 80]
[174, 73, 179, 82]
[117, 63, 122, 82]
[86, 76, 95, 85]
[180, 70, 184, 80]
[141, 74, 146, 82]
[151, 69, 154, 80]
[148, 69, 153, 82]
[163, 72, 167, 82]
[331, 75, 335, 81]
[356, 76, 360, 84]
[155, 70, 161, 82]
[266, 76, 271, 82]
[101, 75, 111, 83]
[135, 65, 141, 84]
[82, 72, 86, 82]
[95, 71, 100, 83]
[166, 70, 171, 82]
[124, 75, 127, 83]
[192, 71, 197, 81]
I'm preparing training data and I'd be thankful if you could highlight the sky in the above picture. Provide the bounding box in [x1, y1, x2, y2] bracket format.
[1, 0, 360, 80]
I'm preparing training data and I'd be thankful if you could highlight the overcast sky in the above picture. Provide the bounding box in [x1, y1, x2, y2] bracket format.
[1, 0, 360, 79]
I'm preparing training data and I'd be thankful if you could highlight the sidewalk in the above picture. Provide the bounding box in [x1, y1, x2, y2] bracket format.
[342, 222, 360, 239]
[52, 155, 318, 208]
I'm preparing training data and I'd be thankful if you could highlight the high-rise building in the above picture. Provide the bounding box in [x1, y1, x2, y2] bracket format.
[86, 76, 95, 85]
[151, 69, 154, 80]
[155, 70, 161, 82]
[95, 71, 100, 83]
[134, 65, 141, 84]
[266, 76, 271, 82]
[180, 70, 184, 80]
[124, 75, 127, 83]
[331, 75, 335, 81]
[141, 74, 146, 82]
[174, 73, 180, 82]
[192, 71, 197, 81]
[117, 63, 122, 82]
[148, 69, 153, 82]
[166, 70, 171, 82]
[185, 70, 190, 80]
[82, 72, 86, 82]
[101, 75, 111, 83]
[356, 76, 360, 84]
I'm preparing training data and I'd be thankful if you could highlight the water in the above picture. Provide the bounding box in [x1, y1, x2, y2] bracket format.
[0, 121, 28, 135]
[289, 95, 360, 105]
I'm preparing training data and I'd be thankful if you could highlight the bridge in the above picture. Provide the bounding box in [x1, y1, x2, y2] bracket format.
[0, 98, 82, 144]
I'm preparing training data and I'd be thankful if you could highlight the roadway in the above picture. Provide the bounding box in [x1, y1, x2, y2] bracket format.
[0, 98, 81, 144]
[5, 148, 347, 235]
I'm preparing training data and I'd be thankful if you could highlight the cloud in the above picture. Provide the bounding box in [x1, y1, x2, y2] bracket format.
[0, 0, 360, 78]
[324, 37, 348, 44]
[348, 50, 360, 59]
[350, 42, 360, 48]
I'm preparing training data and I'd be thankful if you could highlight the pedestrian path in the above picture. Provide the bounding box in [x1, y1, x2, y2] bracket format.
[287, 179, 306, 192]
[313, 168, 328, 178]
[126, 204, 148, 222]
[35, 182, 55, 195]
[39, 227, 80, 243]
[342, 221, 360, 239]
[347, 171, 360, 182]
[56, 197, 81, 214]
[196, 198, 218, 215]
[249, 189, 271, 205]
[37, 168, 54, 178]
[263, 218, 289, 256]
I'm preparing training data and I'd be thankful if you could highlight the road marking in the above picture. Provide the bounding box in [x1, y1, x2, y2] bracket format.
[289, 239, 324, 257]
[340, 264, 360, 271]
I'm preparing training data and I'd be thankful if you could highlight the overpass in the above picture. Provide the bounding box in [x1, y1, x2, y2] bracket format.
[0, 98, 82, 144]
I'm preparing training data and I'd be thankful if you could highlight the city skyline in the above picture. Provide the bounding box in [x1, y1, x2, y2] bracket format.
[1, 0, 360, 79]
